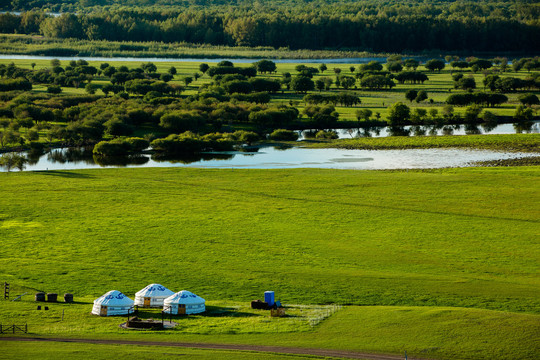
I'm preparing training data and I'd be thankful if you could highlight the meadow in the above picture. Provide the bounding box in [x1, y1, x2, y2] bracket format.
[306, 133, 540, 152]
[1, 166, 539, 359]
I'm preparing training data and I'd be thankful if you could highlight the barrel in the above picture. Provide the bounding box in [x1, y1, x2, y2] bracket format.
[47, 293, 58, 302]
[64, 293, 73, 303]
[35, 292, 45, 302]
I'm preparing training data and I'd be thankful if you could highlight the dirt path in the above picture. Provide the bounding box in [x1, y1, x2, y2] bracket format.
[1, 336, 423, 360]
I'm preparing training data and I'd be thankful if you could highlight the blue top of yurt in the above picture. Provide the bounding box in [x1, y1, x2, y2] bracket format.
[94, 290, 134, 306]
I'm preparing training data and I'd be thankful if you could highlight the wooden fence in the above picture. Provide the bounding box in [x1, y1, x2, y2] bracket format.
[0, 324, 27, 334]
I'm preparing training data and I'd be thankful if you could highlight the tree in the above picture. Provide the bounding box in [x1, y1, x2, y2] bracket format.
[387, 102, 411, 126]
[456, 77, 476, 91]
[104, 117, 133, 137]
[323, 77, 333, 90]
[514, 105, 533, 122]
[160, 111, 204, 132]
[199, 63, 209, 74]
[333, 68, 341, 75]
[217, 61, 233, 67]
[319, 64, 327, 73]
[31, 62, 36, 69]
[315, 79, 325, 92]
[356, 108, 372, 122]
[349, 66, 355, 73]
[464, 105, 482, 123]
[405, 89, 418, 102]
[85, 83, 99, 94]
[518, 93, 540, 107]
[404, 59, 419, 70]
[386, 62, 403, 72]
[47, 85, 62, 94]
[339, 75, 355, 90]
[254, 60, 276, 74]
[415, 90, 428, 103]
[168, 66, 177, 76]
[425, 59, 445, 72]
[359, 61, 383, 71]
[141, 62, 157, 73]
[291, 76, 314, 93]
[183, 76, 193, 87]
[50, 59, 61, 67]
[160, 73, 173, 82]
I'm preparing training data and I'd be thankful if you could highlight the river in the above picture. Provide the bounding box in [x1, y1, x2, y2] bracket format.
[3, 145, 536, 172]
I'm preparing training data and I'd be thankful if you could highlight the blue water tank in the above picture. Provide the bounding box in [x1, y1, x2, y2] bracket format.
[264, 291, 275, 306]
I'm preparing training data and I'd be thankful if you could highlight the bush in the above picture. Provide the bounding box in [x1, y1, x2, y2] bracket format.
[269, 129, 299, 141]
[47, 85, 62, 94]
[93, 137, 150, 156]
[315, 130, 338, 139]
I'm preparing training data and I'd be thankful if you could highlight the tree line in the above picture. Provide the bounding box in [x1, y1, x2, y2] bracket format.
[0, 0, 539, 52]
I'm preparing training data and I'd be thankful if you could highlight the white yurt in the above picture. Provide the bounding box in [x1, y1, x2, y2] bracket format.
[163, 290, 205, 315]
[134, 283, 175, 308]
[92, 290, 134, 317]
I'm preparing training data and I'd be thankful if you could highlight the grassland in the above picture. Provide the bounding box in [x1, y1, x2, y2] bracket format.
[305, 133, 540, 152]
[0, 166, 539, 359]
[0, 340, 325, 360]
[0, 34, 382, 60]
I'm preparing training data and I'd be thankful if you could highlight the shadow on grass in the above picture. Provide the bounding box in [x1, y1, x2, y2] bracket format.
[35, 170, 94, 179]
[133, 305, 260, 320]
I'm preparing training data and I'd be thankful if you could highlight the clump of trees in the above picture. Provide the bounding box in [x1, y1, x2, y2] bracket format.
[446, 93, 508, 107]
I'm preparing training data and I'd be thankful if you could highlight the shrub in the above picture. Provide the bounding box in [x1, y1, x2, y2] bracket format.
[269, 129, 299, 141]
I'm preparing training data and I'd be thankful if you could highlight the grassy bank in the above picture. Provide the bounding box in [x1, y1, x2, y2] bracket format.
[305, 133, 540, 152]
[0, 166, 539, 359]
[0, 167, 538, 312]
[1, 300, 539, 360]
[0, 35, 381, 60]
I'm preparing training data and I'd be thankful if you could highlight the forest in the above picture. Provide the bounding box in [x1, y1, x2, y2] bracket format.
[0, 0, 539, 52]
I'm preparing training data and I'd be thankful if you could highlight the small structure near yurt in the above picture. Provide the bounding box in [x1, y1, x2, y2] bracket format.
[47, 293, 58, 302]
[92, 290, 134, 317]
[64, 293, 73, 303]
[134, 284, 175, 308]
[35, 292, 45, 302]
[163, 290, 205, 315]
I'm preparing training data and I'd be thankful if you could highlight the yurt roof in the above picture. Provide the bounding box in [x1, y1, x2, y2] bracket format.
[165, 290, 205, 304]
[135, 283, 175, 297]
[94, 290, 134, 306]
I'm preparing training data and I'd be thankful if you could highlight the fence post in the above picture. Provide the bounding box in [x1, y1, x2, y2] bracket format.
[25, 324, 27, 333]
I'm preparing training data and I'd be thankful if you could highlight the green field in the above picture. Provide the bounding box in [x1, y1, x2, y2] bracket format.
[306, 133, 540, 152]
[1, 166, 539, 359]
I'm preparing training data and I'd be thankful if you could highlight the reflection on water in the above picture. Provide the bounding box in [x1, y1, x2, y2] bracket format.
[514, 121, 537, 134]
[302, 121, 539, 140]
[2, 145, 538, 172]
[48, 147, 95, 164]
[94, 155, 149, 166]
[151, 152, 234, 164]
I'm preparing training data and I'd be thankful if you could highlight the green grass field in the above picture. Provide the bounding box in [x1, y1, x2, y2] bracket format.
[0, 166, 539, 359]
[306, 133, 540, 152]
[0, 340, 325, 360]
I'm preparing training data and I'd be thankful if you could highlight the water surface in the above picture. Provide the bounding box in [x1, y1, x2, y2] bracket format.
[7, 146, 536, 172]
